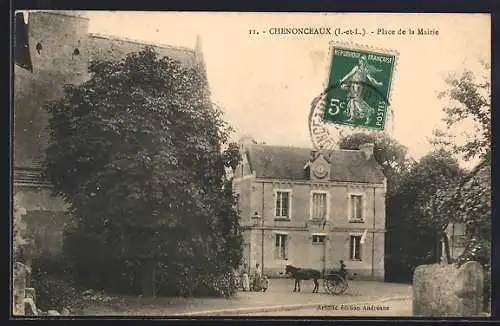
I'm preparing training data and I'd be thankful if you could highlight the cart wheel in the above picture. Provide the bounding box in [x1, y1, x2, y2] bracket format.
[323, 279, 332, 293]
[324, 274, 345, 295]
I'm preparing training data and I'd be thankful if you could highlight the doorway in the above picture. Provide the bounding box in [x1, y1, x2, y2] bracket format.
[310, 234, 326, 272]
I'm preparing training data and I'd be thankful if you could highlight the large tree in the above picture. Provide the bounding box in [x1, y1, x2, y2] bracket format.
[426, 63, 491, 267]
[426, 65, 491, 311]
[43, 47, 242, 296]
[391, 149, 465, 268]
[338, 133, 464, 281]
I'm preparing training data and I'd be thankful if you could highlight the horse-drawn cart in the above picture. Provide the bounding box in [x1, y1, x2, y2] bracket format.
[285, 262, 350, 295]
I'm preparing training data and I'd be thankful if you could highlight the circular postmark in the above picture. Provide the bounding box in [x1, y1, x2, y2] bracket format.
[309, 80, 392, 151]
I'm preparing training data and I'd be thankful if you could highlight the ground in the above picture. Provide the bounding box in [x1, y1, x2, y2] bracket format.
[80, 279, 412, 316]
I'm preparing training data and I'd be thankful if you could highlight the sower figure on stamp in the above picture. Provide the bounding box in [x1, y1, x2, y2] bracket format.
[339, 55, 383, 124]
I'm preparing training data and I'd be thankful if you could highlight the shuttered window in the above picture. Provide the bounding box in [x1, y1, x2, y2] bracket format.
[275, 191, 290, 218]
[349, 235, 362, 260]
[350, 194, 363, 221]
[311, 192, 327, 219]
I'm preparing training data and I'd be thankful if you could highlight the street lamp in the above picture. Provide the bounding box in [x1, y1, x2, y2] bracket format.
[251, 211, 264, 275]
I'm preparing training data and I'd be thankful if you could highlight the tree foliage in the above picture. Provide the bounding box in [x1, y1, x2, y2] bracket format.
[387, 149, 464, 278]
[43, 47, 242, 296]
[431, 62, 491, 161]
[426, 64, 491, 267]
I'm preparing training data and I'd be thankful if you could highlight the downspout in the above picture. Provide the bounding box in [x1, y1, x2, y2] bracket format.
[323, 235, 327, 277]
[372, 187, 376, 279]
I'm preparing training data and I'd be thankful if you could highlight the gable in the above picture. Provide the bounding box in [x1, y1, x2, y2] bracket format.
[234, 152, 253, 179]
[308, 154, 331, 181]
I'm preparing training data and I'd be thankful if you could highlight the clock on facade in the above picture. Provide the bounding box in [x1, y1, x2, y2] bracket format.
[313, 163, 328, 178]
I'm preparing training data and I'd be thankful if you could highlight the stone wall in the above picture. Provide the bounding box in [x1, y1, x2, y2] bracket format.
[14, 187, 69, 257]
[12, 263, 27, 315]
[412, 262, 485, 317]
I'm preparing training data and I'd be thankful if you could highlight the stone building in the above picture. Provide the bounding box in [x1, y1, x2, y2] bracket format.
[13, 10, 205, 258]
[232, 138, 387, 280]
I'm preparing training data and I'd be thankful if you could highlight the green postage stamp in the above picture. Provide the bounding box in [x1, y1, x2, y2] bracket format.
[322, 43, 398, 130]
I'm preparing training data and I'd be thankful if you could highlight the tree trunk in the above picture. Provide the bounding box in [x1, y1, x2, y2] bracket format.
[141, 259, 156, 297]
[435, 231, 442, 263]
[442, 232, 452, 264]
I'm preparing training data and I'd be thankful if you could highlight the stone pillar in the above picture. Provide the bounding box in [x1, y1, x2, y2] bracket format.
[454, 261, 484, 316]
[413, 262, 485, 317]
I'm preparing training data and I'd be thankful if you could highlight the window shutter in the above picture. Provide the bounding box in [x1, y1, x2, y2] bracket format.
[349, 236, 354, 259]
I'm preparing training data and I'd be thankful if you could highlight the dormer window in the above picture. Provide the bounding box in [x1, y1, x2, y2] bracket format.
[305, 150, 331, 181]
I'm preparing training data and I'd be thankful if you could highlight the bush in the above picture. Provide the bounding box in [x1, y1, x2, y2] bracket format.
[195, 269, 239, 298]
[30, 253, 81, 312]
[31, 277, 80, 312]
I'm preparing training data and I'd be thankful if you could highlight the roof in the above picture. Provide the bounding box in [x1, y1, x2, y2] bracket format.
[87, 33, 197, 67]
[245, 144, 385, 183]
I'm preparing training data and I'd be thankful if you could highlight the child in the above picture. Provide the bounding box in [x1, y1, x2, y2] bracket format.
[262, 276, 269, 292]
[241, 264, 250, 292]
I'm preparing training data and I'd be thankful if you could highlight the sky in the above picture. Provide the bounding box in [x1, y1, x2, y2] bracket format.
[82, 12, 491, 168]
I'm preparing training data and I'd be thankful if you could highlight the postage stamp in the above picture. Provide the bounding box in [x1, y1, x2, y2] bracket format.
[323, 43, 398, 130]
[309, 42, 398, 150]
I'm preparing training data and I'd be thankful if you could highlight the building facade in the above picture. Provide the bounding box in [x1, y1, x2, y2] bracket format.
[13, 10, 205, 258]
[233, 138, 387, 281]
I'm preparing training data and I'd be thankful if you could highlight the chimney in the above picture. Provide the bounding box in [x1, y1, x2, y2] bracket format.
[359, 143, 375, 160]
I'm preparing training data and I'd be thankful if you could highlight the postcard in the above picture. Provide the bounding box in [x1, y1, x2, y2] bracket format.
[12, 11, 491, 318]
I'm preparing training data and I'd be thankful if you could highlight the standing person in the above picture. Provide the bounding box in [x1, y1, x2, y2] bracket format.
[252, 263, 262, 291]
[241, 264, 250, 292]
[339, 260, 347, 280]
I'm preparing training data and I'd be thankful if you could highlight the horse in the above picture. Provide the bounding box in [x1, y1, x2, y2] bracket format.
[285, 265, 321, 293]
